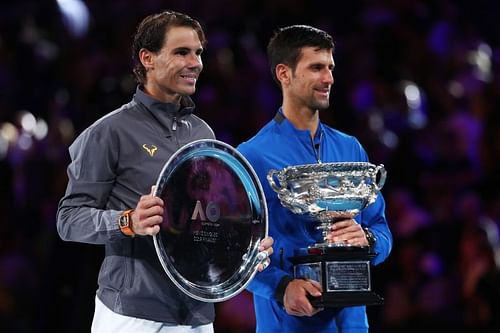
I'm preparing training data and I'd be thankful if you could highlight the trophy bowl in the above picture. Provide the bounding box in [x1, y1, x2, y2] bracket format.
[268, 162, 386, 247]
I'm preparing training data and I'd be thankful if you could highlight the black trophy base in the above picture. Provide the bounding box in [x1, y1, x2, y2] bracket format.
[309, 291, 384, 308]
[291, 245, 384, 308]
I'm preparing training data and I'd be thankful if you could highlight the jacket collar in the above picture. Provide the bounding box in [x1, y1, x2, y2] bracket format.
[132, 86, 197, 136]
[273, 108, 324, 142]
[133, 85, 196, 117]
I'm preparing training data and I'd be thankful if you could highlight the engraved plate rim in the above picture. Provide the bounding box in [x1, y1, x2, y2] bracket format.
[152, 139, 268, 302]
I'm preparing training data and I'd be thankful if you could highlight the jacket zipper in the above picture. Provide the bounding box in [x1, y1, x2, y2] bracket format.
[172, 116, 180, 148]
[172, 116, 177, 131]
[310, 130, 322, 163]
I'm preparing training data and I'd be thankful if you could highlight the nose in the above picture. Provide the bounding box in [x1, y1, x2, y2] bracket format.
[188, 53, 203, 70]
[323, 69, 334, 85]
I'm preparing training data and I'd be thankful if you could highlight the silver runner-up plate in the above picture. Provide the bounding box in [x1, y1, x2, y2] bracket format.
[152, 139, 268, 302]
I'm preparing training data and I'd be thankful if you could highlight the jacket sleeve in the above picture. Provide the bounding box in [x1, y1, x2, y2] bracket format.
[247, 264, 291, 302]
[358, 193, 392, 265]
[355, 139, 393, 265]
[56, 125, 126, 244]
[238, 142, 293, 302]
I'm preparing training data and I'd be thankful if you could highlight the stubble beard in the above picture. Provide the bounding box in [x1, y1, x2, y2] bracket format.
[310, 95, 330, 111]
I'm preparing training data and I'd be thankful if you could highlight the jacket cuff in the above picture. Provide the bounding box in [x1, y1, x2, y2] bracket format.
[274, 275, 293, 305]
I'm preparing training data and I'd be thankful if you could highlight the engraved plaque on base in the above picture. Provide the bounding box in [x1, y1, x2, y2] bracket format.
[153, 139, 268, 302]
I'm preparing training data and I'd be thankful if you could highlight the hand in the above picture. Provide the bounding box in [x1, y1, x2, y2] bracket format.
[256, 236, 274, 272]
[283, 279, 323, 316]
[130, 186, 164, 236]
[326, 217, 368, 247]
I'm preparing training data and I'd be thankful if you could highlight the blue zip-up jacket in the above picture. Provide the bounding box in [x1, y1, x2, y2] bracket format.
[237, 111, 392, 333]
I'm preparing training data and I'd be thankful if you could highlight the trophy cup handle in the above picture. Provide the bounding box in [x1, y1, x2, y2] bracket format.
[267, 169, 285, 193]
[374, 164, 387, 191]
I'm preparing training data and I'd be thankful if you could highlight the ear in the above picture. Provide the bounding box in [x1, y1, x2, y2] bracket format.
[276, 64, 291, 87]
[139, 48, 155, 71]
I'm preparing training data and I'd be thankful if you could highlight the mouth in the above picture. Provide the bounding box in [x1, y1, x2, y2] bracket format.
[315, 87, 330, 98]
[180, 73, 198, 84]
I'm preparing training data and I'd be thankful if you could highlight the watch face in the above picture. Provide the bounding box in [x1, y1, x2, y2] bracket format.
[119, 215, 128, 228]
[152, 139, 268, 303]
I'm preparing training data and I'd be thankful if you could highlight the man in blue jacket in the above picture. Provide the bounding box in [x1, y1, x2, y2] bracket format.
[238, 25, 392, 332]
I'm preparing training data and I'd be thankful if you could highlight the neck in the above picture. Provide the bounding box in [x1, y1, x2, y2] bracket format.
[142, 83, 182, 104]
[282, 102, 319, 138]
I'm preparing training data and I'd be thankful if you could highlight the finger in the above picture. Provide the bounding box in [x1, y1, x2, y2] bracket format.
[300, 302, 324, 316]
[285, 308, 304, 317]
[303, 281, 322, 297]
[300, 299, 317, 316]
[307, 279, 323, 292]
[340, 225, 365, 239]
[331, 234, 357, 244]
[135, 206, 164, 221]
[326, 211, 355, 220]
[135, 215, 163, 235]
[285, 301, 309, 317]
[143, 215, 163, 227]
[346, 235, 369, 246]
[257, 251, 268, 262]
[258, 236, 274, 251]
[257, 244, 273, 258]
[330, 219, 357, 230]
[137, 197, 164, 211]
[145, 224, 160, 236]
[257, 258, 270, 272]
[145, 205, 164, 217]
[329, 221, 361, 238]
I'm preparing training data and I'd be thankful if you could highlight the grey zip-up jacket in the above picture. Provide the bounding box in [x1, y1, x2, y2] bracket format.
[56, 86, 216, 324]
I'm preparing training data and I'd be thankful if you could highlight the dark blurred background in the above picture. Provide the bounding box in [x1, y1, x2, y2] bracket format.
[1, 0, 499, 332]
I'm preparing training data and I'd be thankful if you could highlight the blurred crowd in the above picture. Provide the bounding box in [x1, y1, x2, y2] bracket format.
[0, 0, 499, 332]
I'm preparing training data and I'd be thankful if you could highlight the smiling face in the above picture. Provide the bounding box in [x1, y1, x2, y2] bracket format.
[284, 47, 334, 112]
[141, 26, 203, 103]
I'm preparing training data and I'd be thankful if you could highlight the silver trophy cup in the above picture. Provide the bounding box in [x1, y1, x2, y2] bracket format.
[267, 162, 386, 307]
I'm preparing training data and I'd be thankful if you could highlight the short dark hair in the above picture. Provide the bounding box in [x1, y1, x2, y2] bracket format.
[267, 25, 334, 85]
[132, 11, 206, 84]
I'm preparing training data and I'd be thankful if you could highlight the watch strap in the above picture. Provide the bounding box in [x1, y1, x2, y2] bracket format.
[119, 209, 135, 237]
[363, 227, 376, 248]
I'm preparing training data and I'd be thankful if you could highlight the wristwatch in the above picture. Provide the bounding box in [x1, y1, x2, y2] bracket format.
[119, 209, 135, 237]
[363, 227, 376, 248]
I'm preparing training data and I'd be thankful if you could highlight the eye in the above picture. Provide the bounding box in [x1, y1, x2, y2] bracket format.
[176, 49, 189, 56]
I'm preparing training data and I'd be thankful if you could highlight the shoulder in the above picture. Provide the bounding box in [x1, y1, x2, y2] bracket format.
[323, 124, 364, 147]
[84, 100, 137, 133]
[188, 114, 216, 139]
[70, 101, 137, 152]
[237, 120, 275, 154]
[321, 123, 368, 160]
[322, 124, 358, 142]
[93, 100, 138, 129]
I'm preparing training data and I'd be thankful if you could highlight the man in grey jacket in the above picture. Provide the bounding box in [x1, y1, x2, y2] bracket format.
[57, 10, 272, 333]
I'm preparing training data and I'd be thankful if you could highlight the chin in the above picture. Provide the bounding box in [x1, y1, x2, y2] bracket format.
[313, 102, 330, 110]
[182, 88, 196, 96]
